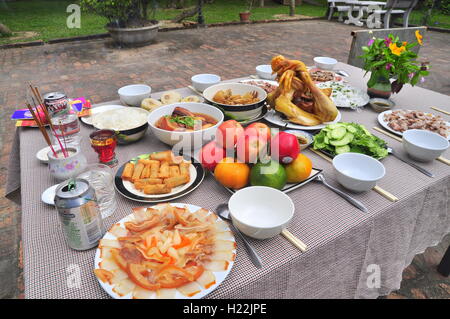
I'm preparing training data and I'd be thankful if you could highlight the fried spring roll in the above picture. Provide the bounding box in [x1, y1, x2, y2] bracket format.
[179, 162, 190, 177]
[121, 163, 135, 181]
[135, 178, 163, 185]
[143, 184, 172, 195]
[150, 150, 174, 162]
[164, 174, 190, 188]
[140, 165, 151, 179]
[169, 166, 180, 178]
[138, 159, 160, 166]
[158, 161, 170, 178]
[132, 163, 145, 182]
[150, 162, 160, 178]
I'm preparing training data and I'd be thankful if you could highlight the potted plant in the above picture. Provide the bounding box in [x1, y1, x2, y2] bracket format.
[80, 0, 160, 46]
[359, 31, 429, 98]
[239, 0, 254, 22]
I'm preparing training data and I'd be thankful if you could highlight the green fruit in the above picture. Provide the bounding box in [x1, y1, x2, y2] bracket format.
[250, 160, 287, 190]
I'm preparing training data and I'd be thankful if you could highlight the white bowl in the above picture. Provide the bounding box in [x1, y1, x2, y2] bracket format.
[256, 65, 276, 80]
[313, 57, 338, 70]
[333, 153, 385, 192]
[191, 74, 221, 92]
[402, 129, 449, 162]
[228, 186, 294, 240]
[118, 84, 151, 107]
[147, 102, 224, 149]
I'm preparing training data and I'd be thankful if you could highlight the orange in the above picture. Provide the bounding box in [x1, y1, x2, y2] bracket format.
[284, 154, 313, 183]
[214, 157, 250, 189]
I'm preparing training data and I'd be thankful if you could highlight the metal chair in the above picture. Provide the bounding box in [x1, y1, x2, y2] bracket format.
[326, 0, 361, 22]
[374, 0, 420, 27]
[347, 26, 426, 68]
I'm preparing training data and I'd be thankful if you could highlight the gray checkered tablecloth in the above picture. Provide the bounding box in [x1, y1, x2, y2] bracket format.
[6, 63, 450, 299]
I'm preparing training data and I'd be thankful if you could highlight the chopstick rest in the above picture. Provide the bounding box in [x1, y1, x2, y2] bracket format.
[281, 229, 307, 252]
[309, 148, 399, 202]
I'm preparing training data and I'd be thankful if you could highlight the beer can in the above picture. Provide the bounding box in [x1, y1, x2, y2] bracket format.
[55, 178, 105, 250]
[44, 92, 69, 117]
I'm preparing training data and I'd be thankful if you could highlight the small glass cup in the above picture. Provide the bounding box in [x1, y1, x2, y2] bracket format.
[89, 129, 118, 167]
[77, 163, 117, 219]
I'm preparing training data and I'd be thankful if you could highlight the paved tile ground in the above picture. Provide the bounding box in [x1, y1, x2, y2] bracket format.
[0, 20, 449, 299]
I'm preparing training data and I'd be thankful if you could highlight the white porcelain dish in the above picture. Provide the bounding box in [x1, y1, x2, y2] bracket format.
[228, 186, 295, 240]
[283, 129, 314, 150]
[333, 153, 385, 192]
[316, 81, 370, 108]
[118, 84, 151, 107]
[313, 57, 337, 70]
[191, 74, 221, 92]
[256, 64, 276, 80]
[377, 110, 450, 141]
[264, 109, 342, 131]
[202, 83, 267, 121]
[147, 102, 224, 149]
[41, 184, 59, 205]
[402, 129, 449, 162]
[94, 203, 235, 299]
[80, 104, 125, 126]
[36, 146, 52, 163]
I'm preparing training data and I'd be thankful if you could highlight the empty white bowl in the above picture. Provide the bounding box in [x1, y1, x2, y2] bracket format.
[118, 84, 151, 107]
[147, 102, 224, 149]
[333, 153, 385, 192]
[191, 74, 221, 92]
[228, 186, 294, 240]
[256, 65, 276, 80]
[313, 57, 338, 70]
[402, 129, 449, 162]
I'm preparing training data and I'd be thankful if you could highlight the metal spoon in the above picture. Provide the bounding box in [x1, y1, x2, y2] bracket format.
[315, 174, 369, 213]
[387, 147, 434, 178]
[215, 203, 263, 268]
[335, 70, 350, 77]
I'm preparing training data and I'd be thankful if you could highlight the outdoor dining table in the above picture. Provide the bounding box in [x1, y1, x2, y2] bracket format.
[6, 62, 450, 299]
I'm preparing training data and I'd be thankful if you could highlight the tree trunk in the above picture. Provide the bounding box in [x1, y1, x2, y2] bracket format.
[259, 0, 264, 7]
[171, 6, 198, 23]
[0, 22, 12, 36]
[289, 0, 296, 16]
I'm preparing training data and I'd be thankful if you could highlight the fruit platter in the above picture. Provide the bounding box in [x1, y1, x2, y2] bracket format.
[199, 119, 320, 193]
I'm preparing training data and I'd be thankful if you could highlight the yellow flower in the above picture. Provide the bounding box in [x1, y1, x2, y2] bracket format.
[415, 30, 423, 45]
[389, 43, 406, 56]
[402, 41, 408, 46]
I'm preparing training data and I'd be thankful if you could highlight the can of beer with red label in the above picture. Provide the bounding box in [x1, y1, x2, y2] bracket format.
[54, 178, 105, 250]
[44, 92, 69, 117]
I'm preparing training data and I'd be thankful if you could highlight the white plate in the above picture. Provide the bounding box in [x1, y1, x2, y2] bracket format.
[264, 109, 342, 130]
[94, 203, 236, 299]
[316, 81, 369, 108]
[41, 184, 59, 205]
[36, 146, 52, 163]
[122, 164, 197, 199]
[239, 79, 279, 88]
[378, 110, 450, 141]
[80, 105, 125, 126]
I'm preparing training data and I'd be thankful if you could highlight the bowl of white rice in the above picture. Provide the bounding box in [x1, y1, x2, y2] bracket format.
[91, 107, 149, 144]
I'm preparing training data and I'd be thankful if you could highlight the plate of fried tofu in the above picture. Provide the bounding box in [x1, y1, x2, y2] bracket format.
[115, 150, 205, 203]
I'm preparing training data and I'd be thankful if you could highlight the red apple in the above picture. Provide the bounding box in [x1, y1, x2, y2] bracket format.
[271, 132, 300, 164]
[236, 134, 268, 164]
[215, 120, 244, 150]
[199, 141, 226, 171]
[244, 122, 271, 142]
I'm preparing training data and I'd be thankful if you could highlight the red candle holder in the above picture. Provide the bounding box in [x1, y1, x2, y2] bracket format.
[89, 129, 118, 167]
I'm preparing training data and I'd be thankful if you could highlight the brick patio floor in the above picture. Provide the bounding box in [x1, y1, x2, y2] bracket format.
[0, 20, 449, 299]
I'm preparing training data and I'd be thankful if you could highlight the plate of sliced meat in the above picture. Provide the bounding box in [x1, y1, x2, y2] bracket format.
[94, 203, 236, 299]
[378, 109, 450, 140]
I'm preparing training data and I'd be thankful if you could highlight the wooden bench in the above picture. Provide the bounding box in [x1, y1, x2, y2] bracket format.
[374, 0, 419, 27]
[327, 0, 361, 22]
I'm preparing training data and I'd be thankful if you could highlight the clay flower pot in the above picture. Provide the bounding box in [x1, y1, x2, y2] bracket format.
[239, 12, 251, 22]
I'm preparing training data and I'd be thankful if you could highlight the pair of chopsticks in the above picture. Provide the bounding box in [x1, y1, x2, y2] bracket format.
[373, 127, 450, 166]
[309, 148, 399, 202]
[187, 86, 204, 98]
[430, 106, 450, 116]
[281, 229, 307, 252]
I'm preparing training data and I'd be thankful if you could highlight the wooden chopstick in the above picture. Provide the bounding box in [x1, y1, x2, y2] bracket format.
[373, 127, 450, 166]
[309, 148, 399, 202]
[187, 85, 204, 98]
[431, 106, 450, 116]
[281, 229, 307, 252]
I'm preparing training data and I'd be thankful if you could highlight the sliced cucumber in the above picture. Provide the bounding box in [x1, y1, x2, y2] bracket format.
[335, 145, 350, 154]
[346, 125, 357, 133]
[330, 132, 354, 146]
[330, 126, 347, 140]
